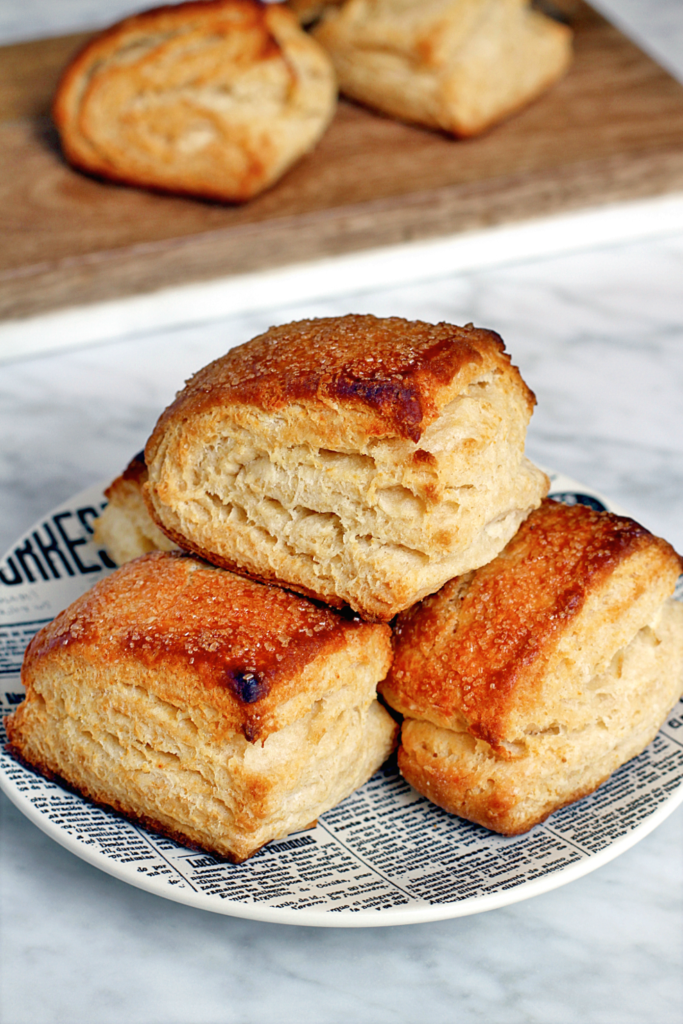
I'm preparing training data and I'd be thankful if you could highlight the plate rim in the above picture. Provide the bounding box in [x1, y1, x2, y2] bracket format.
[2, 771, 682, 928]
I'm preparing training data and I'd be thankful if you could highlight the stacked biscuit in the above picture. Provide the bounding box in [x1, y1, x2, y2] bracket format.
[7, 315, 683, 861]
[7, 550, 395, 862]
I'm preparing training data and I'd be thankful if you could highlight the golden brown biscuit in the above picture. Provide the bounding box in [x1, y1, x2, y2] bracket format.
[93, 452, 179, 564]
[313, 0, 572, 136]
[143, 315, 548, 620]
[6, 551, 396, 862]
[53, 0, 337, 202]
[380, 499, 683, 833]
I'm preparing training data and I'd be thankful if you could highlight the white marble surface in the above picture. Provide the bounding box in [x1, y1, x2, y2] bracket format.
[1, 2, 683, 1023]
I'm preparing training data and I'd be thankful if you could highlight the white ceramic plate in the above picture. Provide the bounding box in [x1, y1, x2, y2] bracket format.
[1, 472, 682, 928]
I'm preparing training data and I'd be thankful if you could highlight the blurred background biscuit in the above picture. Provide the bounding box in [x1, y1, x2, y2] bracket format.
[53, 0, 337, 201]
[381, 499, 683, 834]
[143, 315, 548, 620]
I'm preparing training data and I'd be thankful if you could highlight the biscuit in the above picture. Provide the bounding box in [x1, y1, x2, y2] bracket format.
[53, 0, 337, 202]
[6, 551, 396, 862]
[93, 452, 179, 565]
[313, 0, 572, 136]
[380, 499, 683, 834]
[143, 315, 548, 620]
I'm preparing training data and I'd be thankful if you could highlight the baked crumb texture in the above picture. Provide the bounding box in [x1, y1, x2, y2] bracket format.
[94, 453, 179, 564]
[380, 499, 683, 834]
[6, 552, 396, 862]
[53, 0, 337, 201]
[144, 315, 549, 620]
[313, 0, 573, 136]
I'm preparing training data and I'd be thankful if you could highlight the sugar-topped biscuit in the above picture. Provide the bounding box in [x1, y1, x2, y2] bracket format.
[6, 551, 396, 861]
[53, 0, 337, 201]
[380, 499, 683, 834]
[93, 452, 179, 565]
[143, 314, 548, 620]
[313, 0, 572, 137]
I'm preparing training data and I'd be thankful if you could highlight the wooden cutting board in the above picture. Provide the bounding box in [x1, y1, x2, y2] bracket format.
[2, 0, 683, 322]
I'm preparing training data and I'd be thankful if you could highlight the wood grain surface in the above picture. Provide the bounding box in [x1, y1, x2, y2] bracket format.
[2, 0, 683, 322]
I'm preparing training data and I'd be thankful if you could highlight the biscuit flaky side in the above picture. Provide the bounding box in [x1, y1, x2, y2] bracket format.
[93, 452, 179, 565]
[53, 0, 337, 201]
[380, 499, 683, 834]
[144, 315, 548, 620]
[6, 552, 396, 862]
[313, 0, 572, 136]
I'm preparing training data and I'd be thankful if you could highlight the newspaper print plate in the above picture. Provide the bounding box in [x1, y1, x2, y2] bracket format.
[1, 472, 682, 928]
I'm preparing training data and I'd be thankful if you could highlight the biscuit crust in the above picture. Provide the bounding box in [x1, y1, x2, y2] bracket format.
[53, 0, 337, 202]
[20, 550, 388, 743]
[144, 315, 547, 619]
[6, 552, 396, 861]
[381, 499, 683, 832]
[147, 314, 535, 446]
[287, 0, 344, 25]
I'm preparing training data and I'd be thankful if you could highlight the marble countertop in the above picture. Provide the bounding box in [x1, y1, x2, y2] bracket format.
[1, 3, 683, 1023]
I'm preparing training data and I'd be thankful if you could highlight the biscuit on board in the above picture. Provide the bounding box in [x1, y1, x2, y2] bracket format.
[143, 314, 549, 620]
[6, 551, 396, 862]
[93, 452, 179, 565]
[313, 0, 572, 136]
[380, 499, 683, 834]
[53, 0, 337, 202]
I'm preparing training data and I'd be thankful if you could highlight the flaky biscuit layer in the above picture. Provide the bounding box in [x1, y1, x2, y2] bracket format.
[94, 453, 179, 565]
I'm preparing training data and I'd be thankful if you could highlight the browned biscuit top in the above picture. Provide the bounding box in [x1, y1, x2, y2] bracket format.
[24, 551, 387, 742]
[147, 315, 534, 447]
[381, 499, 683, 745]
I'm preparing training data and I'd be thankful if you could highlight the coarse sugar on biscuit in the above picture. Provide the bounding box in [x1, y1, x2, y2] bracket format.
[380, 499, 683, 833]
[53, 0, 337, 201]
